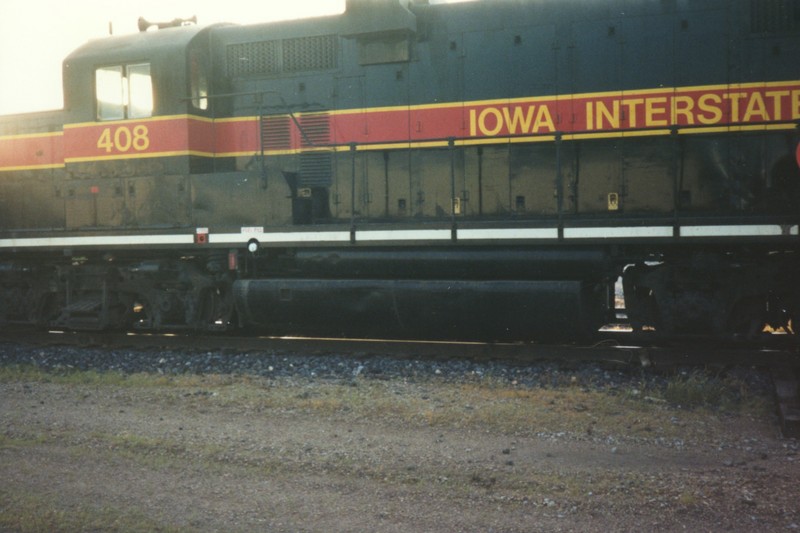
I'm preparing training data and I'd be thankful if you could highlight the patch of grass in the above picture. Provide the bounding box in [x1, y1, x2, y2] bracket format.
[0, 489, 183, 533]
[0, 364, 137, 386]
[677, 490, 698, 506]
[105, 431, 184, 454]
[664, 372, 725, 408]
[0, 365, 51, 383]
[662, 371, 767, 412]
[0, 434, 50, 449]
[0, 364, 771, 441]
[0, 364, 229, 389]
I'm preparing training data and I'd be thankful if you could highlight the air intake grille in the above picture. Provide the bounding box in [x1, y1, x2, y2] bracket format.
[227, 35, 337, 77]
[750, 0, 800, 33]
[227, 41, 279, 77]
[283, 35, 338, 72]
[299, 113, 331, 147]
[300, 152, 333, 187]
[261, 116, 291, 150]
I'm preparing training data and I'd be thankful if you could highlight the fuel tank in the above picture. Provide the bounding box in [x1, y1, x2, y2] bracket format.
[233, 278, 609, 342]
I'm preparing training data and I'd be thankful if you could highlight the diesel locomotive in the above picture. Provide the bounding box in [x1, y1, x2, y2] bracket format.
[0, 0, 798, 342]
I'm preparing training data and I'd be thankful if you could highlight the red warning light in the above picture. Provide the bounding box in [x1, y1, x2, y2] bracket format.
[195, 227, 209, 244]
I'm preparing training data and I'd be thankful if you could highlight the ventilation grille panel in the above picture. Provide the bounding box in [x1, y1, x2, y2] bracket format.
[283, 35, 338, 72]
[300, 152, 333, 187]
[227, 35, 337, 77]
[261, 116, 291, 150]
[227, 41, 279, 77]
[299, 113, 331, 147]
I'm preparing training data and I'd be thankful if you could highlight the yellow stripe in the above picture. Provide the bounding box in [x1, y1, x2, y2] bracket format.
[214, 150, 262, 158]
[64, 149, 216, 163]
[64, 114, 211, 129]
[0, 163, 65, 172]
[214, 116, 259, 124]
[0, 130, 62, 141]
[726, 123, 796, 132]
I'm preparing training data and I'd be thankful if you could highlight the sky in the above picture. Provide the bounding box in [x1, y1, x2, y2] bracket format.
[0, 0, 470, 116]
[0, 0, 348, 115]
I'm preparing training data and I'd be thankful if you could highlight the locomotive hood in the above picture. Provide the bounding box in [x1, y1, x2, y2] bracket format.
[63, 24, 206, 66]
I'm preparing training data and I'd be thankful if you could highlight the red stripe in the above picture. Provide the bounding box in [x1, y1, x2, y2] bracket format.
[187, 119, 216, 154]
[64, 118, 191, 160]
[1, 82, 797, 171]
[0, 133, 63, 170]
[213, 119, 259, 154]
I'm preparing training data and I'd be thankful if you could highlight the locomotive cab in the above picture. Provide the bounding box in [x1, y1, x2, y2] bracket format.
[59, 24, 221, 229]
[62, 23, 218, 170]
[63, 22, 218, 119]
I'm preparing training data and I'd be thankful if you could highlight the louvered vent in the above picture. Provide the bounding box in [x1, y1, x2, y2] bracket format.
[299, 112, 332, 187]
[750, 0, 800, 33]
[227, 41, 279, 77]
[227, 35, 337, 77]
[283, 35, 338, 72]
[299, 113, 331, 148]
[300, 152, 333, 187]
[261, 116, 291, 150]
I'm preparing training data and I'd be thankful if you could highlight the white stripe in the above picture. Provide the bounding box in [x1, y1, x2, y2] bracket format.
[210, 231, 351, 245]
[357, 229, 452, 242]
[458, 228, 559, 240]
[680, 224, 799, 237]
[213, 229, 452, 244]
[1, 224, 796, 250]
[563, 226, 673, 239]
[0, 234, 193, 248]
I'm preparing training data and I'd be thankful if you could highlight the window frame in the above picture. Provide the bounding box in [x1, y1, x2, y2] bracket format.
[95, 62, 153, 121]
[189, 47, 209, 111]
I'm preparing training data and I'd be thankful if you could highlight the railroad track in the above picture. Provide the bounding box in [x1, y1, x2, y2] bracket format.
[2, 327, 799, 436]
[3, 327, 797, 365]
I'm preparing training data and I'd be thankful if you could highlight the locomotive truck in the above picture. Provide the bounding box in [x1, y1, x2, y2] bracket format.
[0, 0, 798, 342]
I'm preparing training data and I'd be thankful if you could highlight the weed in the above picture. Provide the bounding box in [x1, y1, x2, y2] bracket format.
[678, 491, 697, 506]
[662, 371, 762, 410]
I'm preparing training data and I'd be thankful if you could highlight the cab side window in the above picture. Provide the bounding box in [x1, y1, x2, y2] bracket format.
[95, 63, 153, 120]
[189, 48, 209, 111]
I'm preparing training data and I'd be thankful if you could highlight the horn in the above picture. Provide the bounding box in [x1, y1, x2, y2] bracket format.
[137, 17, 151, 32]
[138, 16, 197, 32]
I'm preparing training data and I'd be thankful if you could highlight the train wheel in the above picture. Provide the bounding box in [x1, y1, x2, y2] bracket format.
[28, 288, 62, 327]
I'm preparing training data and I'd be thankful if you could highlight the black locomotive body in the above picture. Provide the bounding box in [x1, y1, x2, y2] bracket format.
[0, 0, 798, 341]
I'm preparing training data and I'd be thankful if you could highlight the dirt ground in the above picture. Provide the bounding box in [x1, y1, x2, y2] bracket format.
[1, 372, 799, 532]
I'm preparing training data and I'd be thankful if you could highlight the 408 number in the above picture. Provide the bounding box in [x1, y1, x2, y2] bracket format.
[96, 125, 150, 153]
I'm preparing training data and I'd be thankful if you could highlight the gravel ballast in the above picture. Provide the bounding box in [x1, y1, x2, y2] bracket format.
[1, 340, 798, 532]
